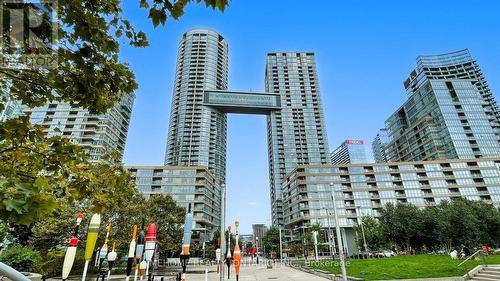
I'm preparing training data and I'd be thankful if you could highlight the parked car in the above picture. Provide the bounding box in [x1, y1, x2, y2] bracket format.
[493, 248, 500, 255]
[374, 250, 397, 258]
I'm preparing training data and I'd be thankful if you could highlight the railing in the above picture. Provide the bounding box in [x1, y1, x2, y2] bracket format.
[457, 249, 485, 267]
[0, 262, 30, 281]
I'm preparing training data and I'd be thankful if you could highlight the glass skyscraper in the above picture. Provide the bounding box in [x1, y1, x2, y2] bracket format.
[372, 128, 389, 163]
[165, 29, 228, 182]
[331, 139, 368, 164]
[385, 49, 500, 162]
[265, 52, 330, 225]
[164, 31, 330, 226]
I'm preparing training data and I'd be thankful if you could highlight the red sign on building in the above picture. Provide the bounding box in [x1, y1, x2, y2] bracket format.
[345, 140, 364, 145]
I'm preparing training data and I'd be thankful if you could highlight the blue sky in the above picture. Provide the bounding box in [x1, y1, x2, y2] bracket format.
[120, 1, 500, 234]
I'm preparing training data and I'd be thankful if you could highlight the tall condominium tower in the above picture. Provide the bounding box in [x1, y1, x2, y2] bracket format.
[24, 94, 135, 161]
[265, 52, 330, 225]
[331, 139, 368, 164]
[372, 128, 389, 163]
[385, 49, 500, 162]
[165, 29, 228, 182]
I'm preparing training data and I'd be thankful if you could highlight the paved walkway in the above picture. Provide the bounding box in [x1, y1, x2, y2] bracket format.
[185, 258, 329, 281]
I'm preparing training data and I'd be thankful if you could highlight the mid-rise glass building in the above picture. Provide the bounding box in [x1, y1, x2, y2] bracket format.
[127, 166, 221, 234]
[330, 140, 368, 164]
[372, 129, 389, 163]
[385, 49, 500, 162]
[282, 157, 500, 255]
[23, 94, 135, 161]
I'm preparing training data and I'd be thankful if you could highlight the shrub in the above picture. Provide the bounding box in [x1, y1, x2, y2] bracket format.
[0, 244, 42, 273]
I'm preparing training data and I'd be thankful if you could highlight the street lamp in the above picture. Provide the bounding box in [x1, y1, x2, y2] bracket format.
[219, 184, 226, 281]
[255, 236, 259, 264]
[326, 209, 335, 259]
[356, 206, 369, 254]
[330, 182, 347, 281]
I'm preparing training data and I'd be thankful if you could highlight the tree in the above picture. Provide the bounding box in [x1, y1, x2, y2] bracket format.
[0, 245, 42, 273]
[376, 199, 500, 253]
[0, 0, 228, 226]
[0, 220, 8, 243]
[26, 194, 185, 277]
[1, 0, 228, 115]
[262, 226, 280, 258]
[379, 203, 423, 252]
[353, 216, 387, 251]
[0, 118, 136, 225]
[140, 0, 228, 27]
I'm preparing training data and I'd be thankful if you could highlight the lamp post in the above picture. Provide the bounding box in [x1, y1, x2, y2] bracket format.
[326, 209, 334, 259]
[278, 226, 283, 263]
[356, 206, 369, 254]
[255, 236, 259, 264]
[219, 184, 226, 281]
[330, 183, 347, 281]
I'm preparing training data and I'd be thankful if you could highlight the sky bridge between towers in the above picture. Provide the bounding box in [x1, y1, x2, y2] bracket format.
[203, 90, 281, 114]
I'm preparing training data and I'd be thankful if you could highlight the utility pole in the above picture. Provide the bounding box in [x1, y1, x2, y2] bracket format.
[331, 183, 347, 281]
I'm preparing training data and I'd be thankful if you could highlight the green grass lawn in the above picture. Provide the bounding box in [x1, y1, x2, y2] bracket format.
[300, 254, 500, 280]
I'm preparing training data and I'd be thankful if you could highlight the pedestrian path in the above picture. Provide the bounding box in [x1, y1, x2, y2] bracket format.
[186, 258, 329, 281]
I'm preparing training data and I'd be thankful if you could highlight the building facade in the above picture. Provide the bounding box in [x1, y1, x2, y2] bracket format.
[23, 94, 135, 161]
[265, 52, 331, 226]
[331, 140, 368, 164]
[165, 29, 228, 182]
[127, 165, 221, 235]
[252, 224, 268, 248]
[372, 129, 389, 163]
[0, 80, 23, 122]
[282, 157, 500, 254]
[164, 30, 331, 227]
[385, 49, 500, 162]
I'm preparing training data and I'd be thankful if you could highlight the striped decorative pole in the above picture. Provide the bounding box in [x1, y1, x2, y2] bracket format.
[62, 213, 84, 280]
[226, 225, 232, 280]
[134, 227, 146, 281]
[233, 221, 241, 281]
[96, 224, 112, 281]
[82, 214, 101, 281]
[144, 224, 157, 278]
[125, 225, 138, 281]
[106, 242, 117, 280]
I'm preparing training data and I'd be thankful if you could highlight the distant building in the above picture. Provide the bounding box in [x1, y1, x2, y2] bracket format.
[331, 140, 368, 164]
[0, 80, 22, 121]
[23, 94, 135, 161]
[239, 234, 253, 244]
[372, 129, 389, 163]
[126, 165, 221, 236]
[385, 49, 500, 162]
[252, 224, 268, 248]
[282, 157, 500, 255]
